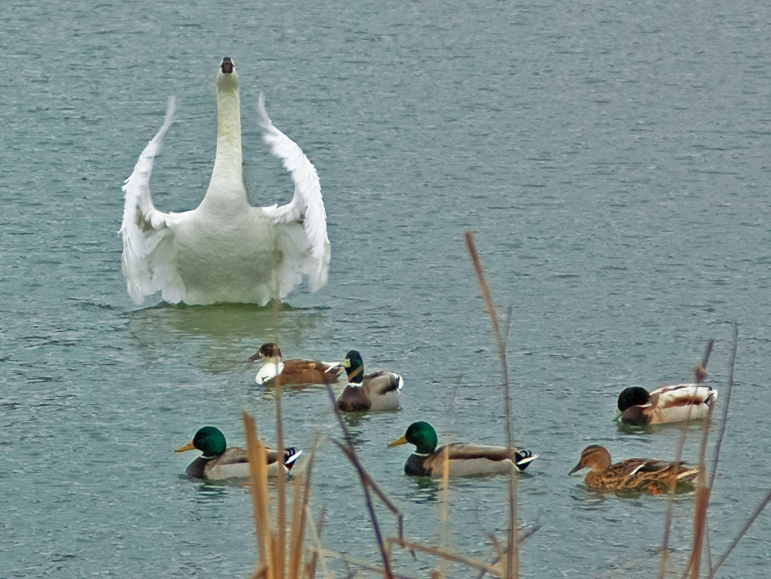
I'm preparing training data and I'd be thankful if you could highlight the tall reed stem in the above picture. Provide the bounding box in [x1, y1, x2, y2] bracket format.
[465, 232, 517, 579]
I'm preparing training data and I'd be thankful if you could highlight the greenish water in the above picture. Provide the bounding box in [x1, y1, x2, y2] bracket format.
[2, 1, 770, 577]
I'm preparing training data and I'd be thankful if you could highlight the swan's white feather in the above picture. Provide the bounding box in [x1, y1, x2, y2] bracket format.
[119, 61, 330, 305]
[257, 93, 330, 291]
[120, 97, 185, 304]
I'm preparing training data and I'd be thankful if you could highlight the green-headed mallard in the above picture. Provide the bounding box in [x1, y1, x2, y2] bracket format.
[248, 343, 343, 386]
[175, 426, 301, 480]
[336, 350, 403, 412]
[569, 445, 699, 492]
[616, 384, 717, 426]
[388, 421, 537, 477]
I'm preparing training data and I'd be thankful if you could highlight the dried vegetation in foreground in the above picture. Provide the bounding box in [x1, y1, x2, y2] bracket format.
[242, 235, 769, 578]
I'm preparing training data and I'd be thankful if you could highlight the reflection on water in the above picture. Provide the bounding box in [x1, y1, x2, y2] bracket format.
[126, 302, 329, 375]
[403, 475, 441, 504]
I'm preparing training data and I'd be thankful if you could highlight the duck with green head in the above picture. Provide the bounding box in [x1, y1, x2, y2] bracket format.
[175, 426, 301, 480]
[336, 350, 403, 412]
[388, 421, 537, 477]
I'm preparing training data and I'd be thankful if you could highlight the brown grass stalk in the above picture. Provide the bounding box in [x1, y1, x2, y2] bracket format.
[707, 488, 771, 578]
[275, 386, 287, 579]
[389, 538, 503, 576]
[658, 339, 714, 579]
[244, 411, 274, 578]
[304, 506, 327, 579]
[438, 445, 451, 578]
[465, 232, 518, 579]
[324, 384, 399, 577]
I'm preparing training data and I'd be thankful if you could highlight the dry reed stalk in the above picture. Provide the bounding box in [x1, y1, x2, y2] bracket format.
[289, 443, 318, 579]
[324, 384, 399, 578]
[311, 548, 415, 579]
[305, 506, 329, 579]
[244, 411, 275, 578]
[465, 232, 518, 579]
[658, 339, 715, 579]
[437, 445, 451, 578]
[707, 488, 771, 578]
[287, 473, 305, 579]
[389, 538, 503, 576]
[686, 374, 717, 579]
[709, 324, 737, 490]
[474, 524, 541, 579]
[275, 384, 286, 579]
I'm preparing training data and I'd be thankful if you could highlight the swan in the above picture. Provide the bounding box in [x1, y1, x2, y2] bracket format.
[120, 57, 330, 305]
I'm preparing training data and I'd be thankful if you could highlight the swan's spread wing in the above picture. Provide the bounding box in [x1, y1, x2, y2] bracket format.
[120, 98, 184, 304]
[257, 94, 330, 291]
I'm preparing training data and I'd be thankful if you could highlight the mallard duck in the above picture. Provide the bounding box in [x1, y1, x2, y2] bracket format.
[175, 426, 301, 480]
[616, 384, 717, 426]
[248, 343, 343, 385]
[569, 445, 699, 492]
[121, 57, 330, 305]
[388, 421, 537, 477]
[336, 350, 403, 412]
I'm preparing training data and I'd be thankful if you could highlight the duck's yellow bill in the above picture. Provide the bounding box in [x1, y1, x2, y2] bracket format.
[175, 440, 196, 453]
[388, 434, 408, 447]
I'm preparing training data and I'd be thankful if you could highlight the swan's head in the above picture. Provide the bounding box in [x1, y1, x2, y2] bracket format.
[217, 56, 239, 90]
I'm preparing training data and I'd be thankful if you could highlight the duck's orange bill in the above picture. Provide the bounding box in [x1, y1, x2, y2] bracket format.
[175, 440, 196, 453]
[388, 434, 408, 447]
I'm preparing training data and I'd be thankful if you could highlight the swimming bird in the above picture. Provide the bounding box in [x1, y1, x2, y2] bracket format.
[248, 342, 344, 385]
[121, 56, 330, 305]
[388, 421, 537, 477]
[175, 426, 301, 480]
[616, 384, 717, 426]
[569, 445, 699, 492]
[335, 350, 403, 412]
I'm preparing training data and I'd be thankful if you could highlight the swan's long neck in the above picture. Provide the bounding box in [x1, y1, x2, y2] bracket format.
[202, 78, 248, 211]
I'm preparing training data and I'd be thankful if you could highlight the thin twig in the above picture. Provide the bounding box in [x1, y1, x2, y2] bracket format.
[685, 385, 717, 579]
[276, 385, 286, 579]
[709, 324, 738, 490]
[466, 232, 518, 579]
[707, 489, 771, 578]
[325, 384, 396, 578]
[389, 538, 503, 576]
[474, 524, 541, 579]
[658, 339, 714, 579]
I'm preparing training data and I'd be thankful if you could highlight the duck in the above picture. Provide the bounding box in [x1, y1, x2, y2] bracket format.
[569, 445, 699, 492]
[175, 426, 301, 480]
[616, 383, 717, 426]
[120, 56, 330, 306]
[335, 350, 403, 412]
[247, 342, 344, 385]
[388, 421, 538, 477]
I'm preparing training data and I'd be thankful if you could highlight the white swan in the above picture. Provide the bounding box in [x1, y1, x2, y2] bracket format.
[120, 57, 330, 305]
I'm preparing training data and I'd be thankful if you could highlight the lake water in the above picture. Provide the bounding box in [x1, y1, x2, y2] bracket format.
[2, 0, 770, 577]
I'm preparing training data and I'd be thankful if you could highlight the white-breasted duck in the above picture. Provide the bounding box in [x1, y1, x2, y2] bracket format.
[248, 343, 343, 386]
[336, 350, 403, 412]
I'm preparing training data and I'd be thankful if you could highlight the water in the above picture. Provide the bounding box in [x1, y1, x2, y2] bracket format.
[2, 0, 770, 576]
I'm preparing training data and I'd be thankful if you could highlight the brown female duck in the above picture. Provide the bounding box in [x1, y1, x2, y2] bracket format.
[569, 445, 699, 492]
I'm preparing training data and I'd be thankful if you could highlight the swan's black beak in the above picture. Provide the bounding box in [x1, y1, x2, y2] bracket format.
[221, 57, 234, 74]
